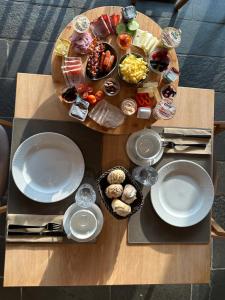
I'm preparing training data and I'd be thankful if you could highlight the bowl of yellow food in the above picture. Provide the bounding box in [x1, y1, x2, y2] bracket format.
[118, 53, 149, 85]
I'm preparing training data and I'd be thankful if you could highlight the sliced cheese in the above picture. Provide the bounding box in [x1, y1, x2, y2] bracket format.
[143, 81, 158, 88]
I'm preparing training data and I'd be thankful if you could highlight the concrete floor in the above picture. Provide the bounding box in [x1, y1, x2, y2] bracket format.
[1, 0, 225, 299]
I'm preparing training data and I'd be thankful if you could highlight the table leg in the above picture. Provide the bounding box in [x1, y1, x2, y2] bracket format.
[175, 0, 189, 10]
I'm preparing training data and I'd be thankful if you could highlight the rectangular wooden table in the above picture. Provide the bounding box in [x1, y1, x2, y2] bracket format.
[4, 73, 215, 286]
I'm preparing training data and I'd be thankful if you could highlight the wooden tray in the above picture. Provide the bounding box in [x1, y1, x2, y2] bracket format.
[51, 6, 179, 135]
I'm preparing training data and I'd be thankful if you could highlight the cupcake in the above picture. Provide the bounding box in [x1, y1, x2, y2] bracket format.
[107, 169, 126, 184]
[111, 199, 131, 217]
[105, 184, 123, 199]
[121, 184, 137, 204]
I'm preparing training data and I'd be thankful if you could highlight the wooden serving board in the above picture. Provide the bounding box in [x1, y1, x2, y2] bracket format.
[51, 6, 179, 135]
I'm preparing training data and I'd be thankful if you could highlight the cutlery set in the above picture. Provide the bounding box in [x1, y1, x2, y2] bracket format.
[8, 222, 64, 237]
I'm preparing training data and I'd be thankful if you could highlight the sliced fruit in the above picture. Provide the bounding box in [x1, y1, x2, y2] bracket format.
[95, 90, 105, 101]
[116, 23, 126, 35]
[127, 19, 139, 31]
[87, 94, 97, 104]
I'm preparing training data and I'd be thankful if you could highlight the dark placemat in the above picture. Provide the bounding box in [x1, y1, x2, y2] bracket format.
[128, 154, 212, 244]
[8, 118, 103, 216]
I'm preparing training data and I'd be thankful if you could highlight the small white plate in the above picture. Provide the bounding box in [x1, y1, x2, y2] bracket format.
[12, 132, 85, 203]
[126, 129, 164, 166]
[151, 160, 214, 227]
[63, 203, 104, 242]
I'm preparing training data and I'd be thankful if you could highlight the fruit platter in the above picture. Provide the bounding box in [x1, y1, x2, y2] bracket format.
[51, 6, 180, 135]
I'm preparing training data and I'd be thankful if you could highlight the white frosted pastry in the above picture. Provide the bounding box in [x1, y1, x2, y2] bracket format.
[111, 199, 131, 217]
[107, 169, 126, 184]
[105, 184, 123, 199]
[121, 184, 137, 204]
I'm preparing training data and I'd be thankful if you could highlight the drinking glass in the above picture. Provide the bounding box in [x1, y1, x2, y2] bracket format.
[75, 183, 96, 208]
[132, 166, 158, 186]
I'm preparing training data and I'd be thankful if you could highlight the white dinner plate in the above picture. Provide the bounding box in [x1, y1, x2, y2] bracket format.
[12, 132, 85, 203]
[63, 203, 104, 242]
[151, 160, 214, 227]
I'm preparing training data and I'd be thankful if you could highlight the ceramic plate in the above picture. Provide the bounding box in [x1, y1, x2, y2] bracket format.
[63, 203, 104, 242]
[12, 132, 85, 203]
[151, 160, 214, 227]
[126, 129, 164, 166]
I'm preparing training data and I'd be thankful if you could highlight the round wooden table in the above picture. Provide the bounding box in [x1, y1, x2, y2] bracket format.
[51, 6, 179, 135]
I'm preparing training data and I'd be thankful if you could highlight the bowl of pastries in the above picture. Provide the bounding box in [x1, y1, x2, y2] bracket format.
[97, 166, 144, 219]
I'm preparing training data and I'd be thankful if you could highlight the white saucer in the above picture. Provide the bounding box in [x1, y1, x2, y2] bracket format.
[63, 203, 104, 242]
[126, 129, 164, 166]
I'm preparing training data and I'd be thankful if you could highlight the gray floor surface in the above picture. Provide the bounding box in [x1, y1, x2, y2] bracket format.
[1, 0, 225, 299]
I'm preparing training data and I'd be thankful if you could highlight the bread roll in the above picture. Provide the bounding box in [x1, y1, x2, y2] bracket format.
[107, 169, 126, 184]
[105, 184, 123, 199]
[111, 199, 131, 217]
[121, 184, 137, 204]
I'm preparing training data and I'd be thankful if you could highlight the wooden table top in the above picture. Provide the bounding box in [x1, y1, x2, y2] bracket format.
[52, 6, 179, 135]
[4, 73, 214, 287]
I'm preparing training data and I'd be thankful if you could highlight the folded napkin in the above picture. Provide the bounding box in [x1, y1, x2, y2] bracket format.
[7, 214, 65, 243]
[162, 128, 212, 155]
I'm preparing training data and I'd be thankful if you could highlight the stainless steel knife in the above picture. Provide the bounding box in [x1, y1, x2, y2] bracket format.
[161, 133, 211, 139]
[8, 230, 65, 237]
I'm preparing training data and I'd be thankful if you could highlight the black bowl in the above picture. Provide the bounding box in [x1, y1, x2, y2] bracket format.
[86, 42, 118, 81]
[97, 166, 144, 220]
[118, 52, 149, 86]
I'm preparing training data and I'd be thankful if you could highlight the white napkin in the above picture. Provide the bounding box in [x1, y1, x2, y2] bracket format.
[7, 214, 64, 243]
[163, 128, 212, 155]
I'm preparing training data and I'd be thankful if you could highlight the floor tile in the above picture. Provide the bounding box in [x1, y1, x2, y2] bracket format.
[0, 39, 7, 77]
[111, 284, 191, 300]
[8, 0, 75, 7]
[0, 286, 21, 300]
[193, 0, 225, 24]
[191, 284, 210, 300]
[212, 195, 225, 231]
[72, 0, 131, 10]
[178, 54, 225, 92]
[23, 286, 110, 300]
[214, 162, 225, 195]
[210, 270, 225, 300]
[215, 92, 225, 121]
[214, 132, 225, 161]
[0, 79, 16, 118]
[212, 238, 225, 269]
[7, 40, 53, 78]
[136, 0, 192, 20]
[152, 17, 225, 57]
[0, 2, 77, 42]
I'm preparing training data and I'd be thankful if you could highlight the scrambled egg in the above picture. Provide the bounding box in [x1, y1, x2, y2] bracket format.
[119, 54, 148, 84]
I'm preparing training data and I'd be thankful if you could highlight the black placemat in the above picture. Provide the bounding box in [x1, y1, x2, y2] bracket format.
[128, 154, 212, 244]
[8, 118, 103, 215]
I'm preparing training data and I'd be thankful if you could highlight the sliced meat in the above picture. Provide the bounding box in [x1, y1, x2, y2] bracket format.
[90, 16, 111, 38]
[102, 14, 114, 34]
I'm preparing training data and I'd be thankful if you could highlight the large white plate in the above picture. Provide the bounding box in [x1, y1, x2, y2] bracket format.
[151, 160, 214, 227]
[12, 132, 85, 203]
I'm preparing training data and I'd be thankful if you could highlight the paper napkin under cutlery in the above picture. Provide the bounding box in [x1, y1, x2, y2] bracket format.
[162, 127, 212, 155]
[7, 214, 64, 243]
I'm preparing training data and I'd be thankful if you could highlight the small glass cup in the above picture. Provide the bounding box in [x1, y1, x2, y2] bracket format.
[103, 78, 120, 96]
[132, 166, 158, 186]
[135, 132, 162, 161]
[75, 183, 96, 208]
[117, 33, 132, 50]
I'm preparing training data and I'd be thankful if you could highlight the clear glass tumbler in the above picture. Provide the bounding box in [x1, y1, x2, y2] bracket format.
[75, 183, 96, 208]
[132, 166, 158, 186]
